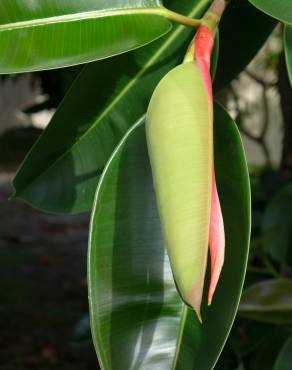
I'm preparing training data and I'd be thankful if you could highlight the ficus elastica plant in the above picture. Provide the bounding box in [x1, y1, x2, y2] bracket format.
[2, 0, 291, 368]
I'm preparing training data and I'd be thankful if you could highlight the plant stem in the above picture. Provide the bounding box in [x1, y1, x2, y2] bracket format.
[183, 0, 228, 63]
[201, 0, 227, 31]
[163, 8, 202, 28]
[163, 0, 230, 29]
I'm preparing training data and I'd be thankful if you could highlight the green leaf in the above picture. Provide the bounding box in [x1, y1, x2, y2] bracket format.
[274, 335, 292, 370]
[211, 31, 219, 81]
[12, 0, 211, 214]
[231, 320, 274, 357]
[248, 0, 292, 24]
[239, 279, 292, 324]
[0, 0, 173, 74]
[214, 0, 277, 91]
[284, 25, 292, 86]
[262, 183, 292, 264]
[88, 103, 251, 369]
[250, 329, 289, 370]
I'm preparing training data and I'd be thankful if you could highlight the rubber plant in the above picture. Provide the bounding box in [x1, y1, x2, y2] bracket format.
[1, 0, 291, 368]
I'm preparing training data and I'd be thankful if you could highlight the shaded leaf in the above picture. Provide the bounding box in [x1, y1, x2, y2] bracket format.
[284, 25, 292, 86]
[250, 329, 289, 370]
[88, 104, 251, 369]
[13, 0, 211, 214]
[262, 183, 292, 264]
[274, 335, 292, 370]
[231, 320, 274, 357]
[248, 0, 292, 24]
[211, 31, 219, 81]
[239, 279, 292, 323]
[214, 0, 277, 91]
[0, 0, 172, 73]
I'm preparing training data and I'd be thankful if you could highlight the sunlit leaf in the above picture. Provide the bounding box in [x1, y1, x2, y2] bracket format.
[0, 0, 172, 73]
[13, 0, 274, 215]
[88, 104, 251, 369]
[248, 0, 292, 24]
[13, 0, 211, 214]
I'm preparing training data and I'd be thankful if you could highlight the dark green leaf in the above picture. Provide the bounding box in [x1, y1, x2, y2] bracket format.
[214, 0, 277, 91]
[250, 329, 289, 370]
[231, 320, 274, 357]
[88, 104, 251, 369]
[274, 335, 292, 370]
[214, 343, 238, 370]
[211, 31, 219, 81]
[262, 183, 292, 264]
[284, 25, 292, 86]
[248, 0, 292, 24]
[239, 279, 292, 323]
[13, 0, 211, 214]
[0, 0, 174, 73]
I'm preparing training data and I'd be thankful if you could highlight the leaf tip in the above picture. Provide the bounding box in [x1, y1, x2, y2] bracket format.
[186, 286, 203, 323]
[196, 310, 203, 324]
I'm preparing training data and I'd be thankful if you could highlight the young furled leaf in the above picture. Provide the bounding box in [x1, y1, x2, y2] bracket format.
[146, 0, 226, 319]
[146, 60, 213, 319]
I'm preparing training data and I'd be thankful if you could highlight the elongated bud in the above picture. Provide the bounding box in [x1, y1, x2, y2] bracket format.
[146, 0, 227, 320]
[146, 61, 213, 319]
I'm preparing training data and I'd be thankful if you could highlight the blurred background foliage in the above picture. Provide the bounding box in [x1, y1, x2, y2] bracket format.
[0, 25, 292, 370]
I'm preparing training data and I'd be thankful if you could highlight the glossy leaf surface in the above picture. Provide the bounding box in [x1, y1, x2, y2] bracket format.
[214, 0, 277, 91]
[88, 104, 251, 369]
[284, 25, 292, 86]
[14, 0, 274, 215]
[0, 0, 173, 73]
[239, 279, 292, 323]
[274, 335, 292, 370]
[13, 0, 211, 214]
[13, 0, 275, 215]
[262, 183, 292, 264]
[248, 0, 292, 24]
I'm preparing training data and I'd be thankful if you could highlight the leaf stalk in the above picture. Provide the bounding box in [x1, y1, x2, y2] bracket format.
[163, 8, 202, 28]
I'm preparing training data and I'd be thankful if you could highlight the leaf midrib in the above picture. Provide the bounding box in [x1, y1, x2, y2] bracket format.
[15, 0, 209, 196]
[0, 7, 165, 32]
